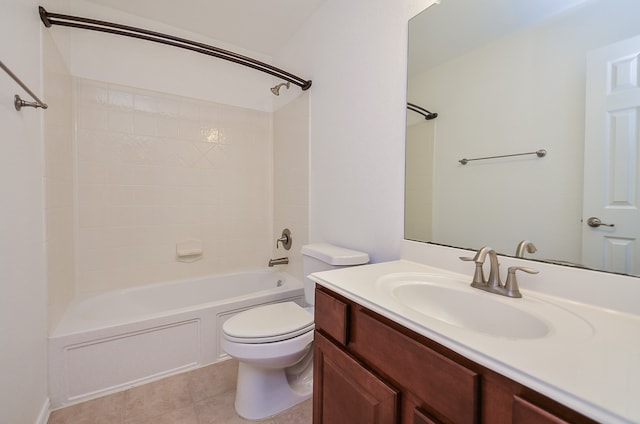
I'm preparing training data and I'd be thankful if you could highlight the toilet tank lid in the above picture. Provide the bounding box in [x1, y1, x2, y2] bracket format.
[301, 243, 369, 266]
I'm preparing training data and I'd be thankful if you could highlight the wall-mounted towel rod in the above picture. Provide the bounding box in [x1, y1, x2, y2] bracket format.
[0, 60, 48, 110]
[407, 102, 438, 120]
[38, 6, 312, 92]
[459, 149, 546, 165]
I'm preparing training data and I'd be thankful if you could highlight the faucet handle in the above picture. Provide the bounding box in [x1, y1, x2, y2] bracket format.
[509, 266, 539, 275]
[504, 266, 539, 298]
[460, 256, 486, 286]
[276, 228, 292, 250]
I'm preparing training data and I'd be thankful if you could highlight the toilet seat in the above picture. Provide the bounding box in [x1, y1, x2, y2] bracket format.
[223, 302, 314, 344]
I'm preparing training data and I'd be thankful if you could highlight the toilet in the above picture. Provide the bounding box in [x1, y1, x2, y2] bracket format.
[221, 243, 369, 420]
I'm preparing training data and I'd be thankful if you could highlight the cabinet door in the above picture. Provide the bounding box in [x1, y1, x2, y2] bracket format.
[314, 331, 399, 424]
[513, 396, 571, 424]
[414, 407, 442, 424]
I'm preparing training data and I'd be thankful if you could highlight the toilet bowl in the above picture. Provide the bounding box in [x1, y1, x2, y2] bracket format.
[222, 243, 369, 420]
[222, 302, 314, 420]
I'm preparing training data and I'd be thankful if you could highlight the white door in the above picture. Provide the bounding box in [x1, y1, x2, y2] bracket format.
[582, 35, 640, 275]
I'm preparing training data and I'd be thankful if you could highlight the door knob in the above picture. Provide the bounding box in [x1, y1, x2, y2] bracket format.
[586, 217, 615, 228]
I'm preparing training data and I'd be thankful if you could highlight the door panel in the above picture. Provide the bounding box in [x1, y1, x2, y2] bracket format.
[582, 35, 640, 275]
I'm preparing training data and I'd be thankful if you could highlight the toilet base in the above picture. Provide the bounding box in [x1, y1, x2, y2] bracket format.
[234, 350, 313, 420]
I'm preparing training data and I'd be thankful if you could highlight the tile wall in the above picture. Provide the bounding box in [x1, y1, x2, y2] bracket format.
[44, 31, 75, 332]
[272, 94, 309, 280]
[75, 79, 273, 294]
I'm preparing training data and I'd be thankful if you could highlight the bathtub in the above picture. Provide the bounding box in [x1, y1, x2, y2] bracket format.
[49, 269, 305, 408]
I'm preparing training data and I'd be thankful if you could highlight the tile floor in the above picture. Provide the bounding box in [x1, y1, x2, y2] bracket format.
[48, 359, 312, 424]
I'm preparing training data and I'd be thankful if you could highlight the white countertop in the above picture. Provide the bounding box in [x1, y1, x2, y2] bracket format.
[310, 259, 640, 424]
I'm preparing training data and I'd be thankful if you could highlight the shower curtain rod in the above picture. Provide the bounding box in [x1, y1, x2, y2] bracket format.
[38, 6, 312, 91]
[407, 102, 437, 120]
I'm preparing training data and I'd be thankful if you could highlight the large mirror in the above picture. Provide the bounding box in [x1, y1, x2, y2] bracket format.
[406, 0, 640, 276]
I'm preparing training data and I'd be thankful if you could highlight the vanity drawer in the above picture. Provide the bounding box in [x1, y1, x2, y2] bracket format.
[350, 307, 479, 424]
[314, 288, 350, 345]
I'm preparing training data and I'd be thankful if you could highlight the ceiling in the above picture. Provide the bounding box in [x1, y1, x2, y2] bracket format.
[83, 0, 327, 56]
[408, 0, 592, 76]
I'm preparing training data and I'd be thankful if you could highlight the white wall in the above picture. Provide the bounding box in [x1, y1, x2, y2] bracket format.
[0, 0, 49, 422]
[275, 0, 436, 262]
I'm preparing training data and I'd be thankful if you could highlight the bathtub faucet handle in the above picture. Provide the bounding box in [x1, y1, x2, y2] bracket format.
[276, 228, 292, 250]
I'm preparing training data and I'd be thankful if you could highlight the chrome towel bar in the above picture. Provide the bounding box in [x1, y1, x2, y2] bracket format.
[459, 149, 546, 165]
[0, 60, 48, 110]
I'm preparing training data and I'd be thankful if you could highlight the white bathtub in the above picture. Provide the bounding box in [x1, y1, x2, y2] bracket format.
[49, 269, 305, 408]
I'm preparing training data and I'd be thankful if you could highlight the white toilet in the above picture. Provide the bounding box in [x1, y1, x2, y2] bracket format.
[221, 243, 369, 420]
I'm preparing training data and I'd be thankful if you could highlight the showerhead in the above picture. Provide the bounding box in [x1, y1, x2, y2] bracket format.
[270, 82, 290, 96]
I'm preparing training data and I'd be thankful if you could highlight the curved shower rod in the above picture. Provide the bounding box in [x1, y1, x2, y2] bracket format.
[38, 6, 312, 91]
[407, 102, 438, 120]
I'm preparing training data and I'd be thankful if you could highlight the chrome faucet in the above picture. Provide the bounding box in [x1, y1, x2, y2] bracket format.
[268, 257, 289, 267]
[460, 246, 538, 298]
[515, 240, 537, 258]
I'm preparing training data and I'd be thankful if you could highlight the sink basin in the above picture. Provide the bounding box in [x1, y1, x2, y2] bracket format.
[376, 273, 587, 340]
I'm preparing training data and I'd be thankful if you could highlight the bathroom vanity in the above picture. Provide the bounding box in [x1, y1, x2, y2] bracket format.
[310, 256, 640, 424]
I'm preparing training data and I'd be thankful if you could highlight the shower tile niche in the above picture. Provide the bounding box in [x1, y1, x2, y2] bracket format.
[76, 79, 272, 294]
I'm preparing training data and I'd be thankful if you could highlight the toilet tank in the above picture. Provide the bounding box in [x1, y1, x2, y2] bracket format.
[301, 243, 369, 306]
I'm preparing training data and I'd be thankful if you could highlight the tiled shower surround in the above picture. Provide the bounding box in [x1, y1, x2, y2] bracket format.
[76, 79, 272, 294]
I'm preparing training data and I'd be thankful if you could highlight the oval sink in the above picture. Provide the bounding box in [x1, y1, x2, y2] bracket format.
[376, 273, 591, 340]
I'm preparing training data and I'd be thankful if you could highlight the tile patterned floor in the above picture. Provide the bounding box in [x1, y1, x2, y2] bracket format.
[48, 359, 312, 424]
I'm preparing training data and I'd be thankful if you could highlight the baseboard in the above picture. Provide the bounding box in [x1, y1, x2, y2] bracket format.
[36, 398, 50, 424]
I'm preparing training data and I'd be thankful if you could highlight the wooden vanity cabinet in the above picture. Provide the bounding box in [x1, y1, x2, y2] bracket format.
[313, 286, 598, 424]
[314, 332, 399, 423]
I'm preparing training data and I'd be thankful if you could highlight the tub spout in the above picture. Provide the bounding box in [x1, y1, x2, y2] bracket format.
[268, 257, 289, 267]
